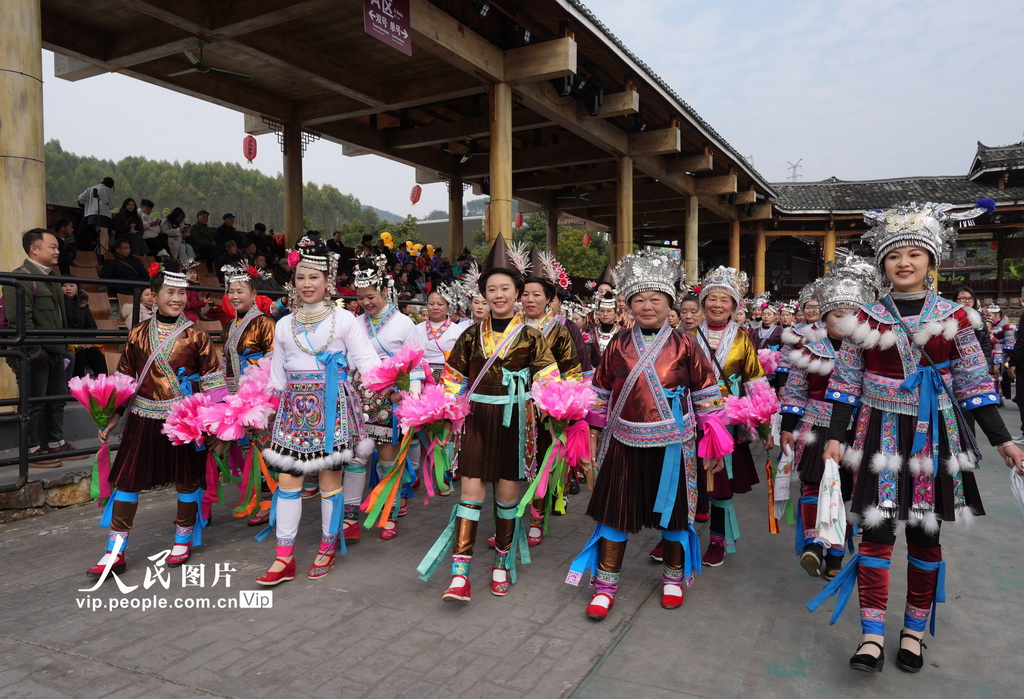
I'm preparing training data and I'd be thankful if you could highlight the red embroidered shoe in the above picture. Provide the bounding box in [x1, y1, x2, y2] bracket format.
[380, 519, 398, 540]
[307, 548, 338, 580]
[661, 583, 685, 609]
[527, 526, 543, 547]
[491, 568, 510, 597]
[167, 544, 192, 568]
[397, 498, 409, 518]
[256, 557, 295, 586]
[703, 539, 726, 567]
[695, 512, 709, 523]
[586, 592, 614, 620]
[486, 533, 496, 548]
[442, 575, 471, 603]
[649, 541, 664, 562]
[247, 511, 270, 527]
[344, 519, 361, 542]
[301, 485, 319, 500]
[86, 553, 126, 578]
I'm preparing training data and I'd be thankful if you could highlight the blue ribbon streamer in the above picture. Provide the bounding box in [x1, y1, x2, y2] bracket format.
[662, 526, 703, 581]
[255, 487, 303, 542]
[900, 360, 949, 477]
[806, 553, 891, 624]
[323, 490, 348, 556]
[653, 386, 687, 529]
[238, 349, 264, 375]
[795, 495, 819, 555]
[908, 555, 946, 636]
[99, 490, 139, 528]
[566, 523, 628, 585]
[175, 489, 207, 546]
[176, 367, 200, 397]
[315, 350, 349, 453]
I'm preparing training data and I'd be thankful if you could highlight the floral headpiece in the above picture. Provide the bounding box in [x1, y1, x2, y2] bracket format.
[614, 249, 682, 302]
[698, 266, 748, 306]
[818, 252, 885, 316]
[222, 263, 266, 287]
[538, 251, 571, 292]
[863, 199, 995, 266]
[753, 291, 775, 314]
[147, 261, 187, 288]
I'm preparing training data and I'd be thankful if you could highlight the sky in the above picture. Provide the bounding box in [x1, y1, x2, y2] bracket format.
[40, 0, 1024, 220]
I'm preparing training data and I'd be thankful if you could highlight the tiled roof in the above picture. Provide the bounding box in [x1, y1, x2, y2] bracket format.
[771, 175, 1024, 214]
[969, 141, 1024, 179]
[563, 1, 776, 198]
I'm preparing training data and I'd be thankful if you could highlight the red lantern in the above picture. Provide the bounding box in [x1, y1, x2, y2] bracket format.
[582, 232, 591, 247]
[242, 135, 257, 163]
[410, 185, 422, 205]
[515, 212, 524, 228]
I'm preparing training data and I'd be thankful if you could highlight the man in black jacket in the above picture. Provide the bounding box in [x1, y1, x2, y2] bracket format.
[100, 239, 148, 295]
[1007, 307, 1024, 442]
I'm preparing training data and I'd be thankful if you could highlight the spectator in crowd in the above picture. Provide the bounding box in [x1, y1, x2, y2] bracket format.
[112, 198, 145, 256]
[3, 229, 77, 466]
[183, 266, 213, 324]
[219, 239, 246, 272]
[273, 256, 293, 287]
[61, 282, 106, 378]
[344, 298, 361, 314]
[354, 234, 374, 257]
[139, 199, 167, 254]
[158, 207, 189, 260]
[52, 218, 77, 273]
[244, 240, 260, 261]
[215, 213, 243, 248]
[120, 287, 155, 329]
[243, 222, 268, 253]
[78, 176, 116, 253]
[187, 209, 219, 271]
[100, 239, 148, 295]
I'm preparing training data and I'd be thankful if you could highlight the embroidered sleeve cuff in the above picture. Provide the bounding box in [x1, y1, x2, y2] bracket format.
[200, 371, 226, 390]
[780, 404, 805, 415]
[441, 366, 468, 397]
[691, 385, 726, 414]
[960, 391, 1001, 411]
[535, 363, 561, 384]
[564, 365, 584, 382]
[826, 389, 860, 406]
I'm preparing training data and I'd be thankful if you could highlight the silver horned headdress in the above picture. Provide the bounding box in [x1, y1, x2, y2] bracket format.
[818, 251, 885, 316]
[862, 199, 995, 266]
[614, 249, 682, 302]
[699, 266, 748, 307]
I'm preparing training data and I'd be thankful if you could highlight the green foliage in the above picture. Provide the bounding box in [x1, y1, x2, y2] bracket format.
[43, 140, 401, 237]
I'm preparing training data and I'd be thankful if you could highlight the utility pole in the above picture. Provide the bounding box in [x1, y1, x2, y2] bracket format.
[786, 159, 803, 182]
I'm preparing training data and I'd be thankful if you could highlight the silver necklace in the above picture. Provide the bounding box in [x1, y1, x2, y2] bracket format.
[291, 306, 335, 355]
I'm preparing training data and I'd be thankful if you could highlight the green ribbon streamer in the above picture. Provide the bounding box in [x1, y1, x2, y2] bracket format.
[470, 367, 531, 477]
[416, 503, 480, 582]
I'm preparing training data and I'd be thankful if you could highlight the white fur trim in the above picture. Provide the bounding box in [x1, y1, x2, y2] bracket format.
[945, 456, 962, 476]
[956, 506, 977, 529]
[852, 320, 873, 345]
[798, 429, 818, 445]
[837, 313, 860, 336]
[957, 452, 977, 471]
[847, 510, 861, 526]
[941, 318, 959, 341]
[964, 307, 983, 330]
[913, 321, 943, 346]
[841, 447, 862, 471]
[862, 505, 887, 529]
[870, 452, 901, 473]
[355, 438, 376, 460]
[811, 359, 835, 376]
[789, 349, 811, 369]
[804, 327, 827, 344]
[909, 456, 928, 477]
[920, 511, 940, 534]
[861, 328, 882, 349]
[261, 447, 346, 474]
[782, 328, 802, 346]
[807, 358, 824, 374]
[877, 330, 897, 350]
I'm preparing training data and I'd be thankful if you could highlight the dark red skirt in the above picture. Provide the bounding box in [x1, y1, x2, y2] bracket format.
[458, 402, 526, 483]
[587, 439, 691, 533]
[110, 413, 207, 492]
[709, 441, 759, 499]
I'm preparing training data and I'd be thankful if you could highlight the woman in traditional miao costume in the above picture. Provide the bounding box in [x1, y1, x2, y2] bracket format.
[588, 292, 621, 370]
[88, 262, 226, 578]
[775, 283, 828, 394]
[569, 250, 730, 620]
[349, 254, 424, 541]
[749, 296, 783, 352]
[417, 235, 559, 603]
[813, 202, 1024, 674]
[518, 246, 585, 547]
[256, 236, 381, 585]
[690, 266, 773, 568]
[220, 264, 276, 526]
[779, 256, 882, 581]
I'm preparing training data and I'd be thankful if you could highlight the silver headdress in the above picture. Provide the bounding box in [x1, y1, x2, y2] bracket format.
[797, 280, 820, 308]
[597, 291, 617, 310]
[698, 266, 748, 307]
[457, 262, 483, 310]
[292, 234, 335, 276]
[508, 241, 532, 278]
[987, 303, 1001, 314]
[436, 281, 463, 312]
[778, 301, 797, 315]
[614, 249, 682, 302]
[221, 263, 267, 288]
[818, 252, 885, 316]
[862, 199, 995, 265]
[753, 291, 776, 314]
[353, 253, 389, 291]
[148, 261, 187, 288]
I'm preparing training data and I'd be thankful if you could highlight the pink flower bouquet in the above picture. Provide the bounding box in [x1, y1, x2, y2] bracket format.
[68, 374, 137, 501]
[162, 393, 214, 447]
[360, 344, 425, 393]
[394, 384, 470, 503]
[724, 381, 780, 441]
[758, 349, 780, 375]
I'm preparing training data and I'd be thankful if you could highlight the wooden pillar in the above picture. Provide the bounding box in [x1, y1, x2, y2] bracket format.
[1, 0, 43, 401]
[753, 225, 767, 295]
[728, 219, 741, 270]
[823, 224, 837, 266]
[487, 82, 513, 243]
[282, 123, 303, 246]
[546, 207, 559, 256]
[996, 231, 1005, 299]
[684, 195, 699, 284]
[448, 173, 464, 256]
[613, 155, 633, 263]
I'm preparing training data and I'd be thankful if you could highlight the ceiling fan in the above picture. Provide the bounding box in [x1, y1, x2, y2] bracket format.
[640, 213, 662, 227]
[168, 42, 251, 79]
[556, 187, 590, 202]
[443, 136, 487, 164]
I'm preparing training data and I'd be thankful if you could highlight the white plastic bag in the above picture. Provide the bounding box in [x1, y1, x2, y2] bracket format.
[1011, 471, 1024, 520]
[816, 458, 846, 548]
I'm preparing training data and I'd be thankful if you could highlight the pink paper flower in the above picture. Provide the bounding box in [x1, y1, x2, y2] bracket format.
[361, 344, 425, 393]
[68, 373, 137, 428]
[163, 394, 213, 446]
[531, 378, 594, 424]
[395, 384, 470, 433]
[757, 349, 780, 375]
[287, 250, 300, 267]
[724, 382, 779, 439]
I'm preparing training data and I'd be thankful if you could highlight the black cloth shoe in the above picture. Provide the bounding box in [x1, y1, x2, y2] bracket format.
[799, 543, 824, 578]
[850, 640, 885, 673]
[896, 630, 926, 673]
[822, 555, 843, 581]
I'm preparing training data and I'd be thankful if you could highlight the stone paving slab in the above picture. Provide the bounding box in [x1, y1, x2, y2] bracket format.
[2, 406, 1023, 698]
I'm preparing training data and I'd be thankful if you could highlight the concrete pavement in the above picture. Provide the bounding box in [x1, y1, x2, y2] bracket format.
[1, 407, 1022, 698]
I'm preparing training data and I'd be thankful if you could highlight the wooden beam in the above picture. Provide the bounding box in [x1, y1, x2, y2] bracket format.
[695, 174, 738, 196]
[504, 37, 577, 83]
[729, 220, 741, 269]
[557, 183, 678, 211]
[738, 203, 773, 221]
[388, 111, 552, 150]
[514, 79, 629, 157]
[684, 195, 698, 283]
[629, 127, 680, 157]
[52, 53, 105, 81]
[824, 225, 837, 264]
[294, 80, 485, 126]
[578, 89, 638, 120]
[511, 164, 620, 190]
[764, 230, 825, 238]
[409, 0, 503, 83]
[488, 82, 514, 242]
[461, 141, 614, 179]
[665, 151, 713, 173]
[732, 189, 757, 205]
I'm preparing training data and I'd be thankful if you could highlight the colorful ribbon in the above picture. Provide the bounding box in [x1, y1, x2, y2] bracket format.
[469, 367, 531, 476]
[315, 350, 349, 453]
[238, 349, 264, 375]
[653, 386, 687, 529]
[255, 486, 302, 542]
[806, 553, 891, 624]
[416, 502, 481, 582]
[900, 360, 949, 476]
[175, 367, 200, 397]
[908, 555, 946, 636]
[794, 494, 817, 554]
